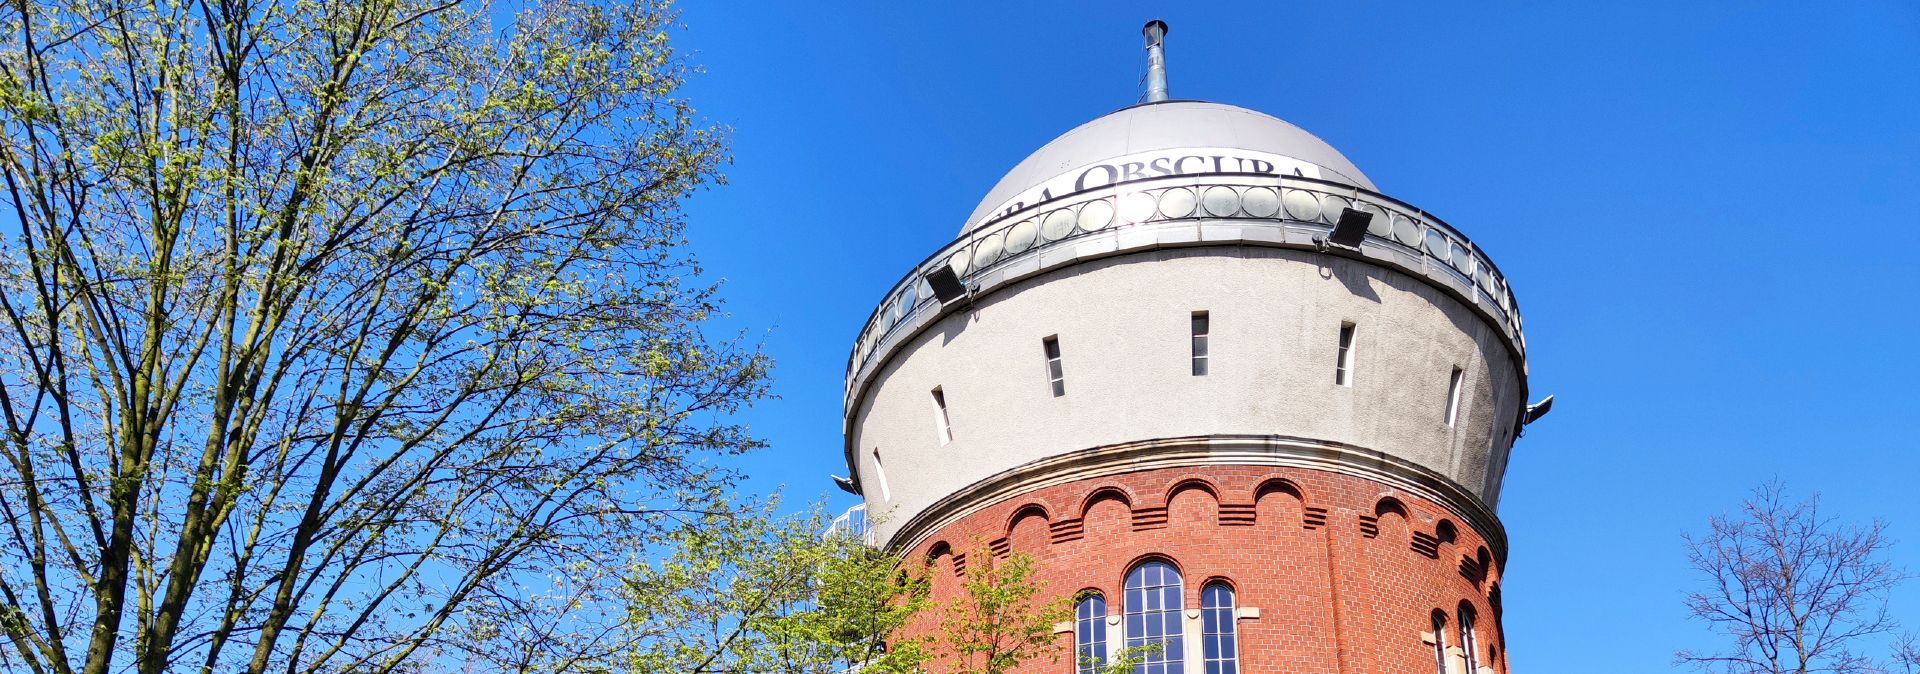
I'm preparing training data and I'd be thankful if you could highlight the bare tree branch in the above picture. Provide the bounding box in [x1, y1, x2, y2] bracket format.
[1678, 480, 1911, 674]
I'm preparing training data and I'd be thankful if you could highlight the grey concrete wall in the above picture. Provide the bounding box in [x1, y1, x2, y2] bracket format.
[851, 247, 1524, 546]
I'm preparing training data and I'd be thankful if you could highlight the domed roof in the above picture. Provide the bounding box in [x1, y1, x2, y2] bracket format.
[962, 101, 1376, 234]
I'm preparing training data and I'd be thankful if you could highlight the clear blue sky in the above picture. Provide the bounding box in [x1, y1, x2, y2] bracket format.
[669, 2, 1920, 670]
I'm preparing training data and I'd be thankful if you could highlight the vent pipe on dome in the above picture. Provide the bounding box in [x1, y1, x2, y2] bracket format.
[1143, 20, 1169, 102]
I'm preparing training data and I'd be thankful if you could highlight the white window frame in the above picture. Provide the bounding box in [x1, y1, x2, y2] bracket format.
[1042, 336, 1065, 397]
[1075, 593, 1108, 674]
[1190, 311, 1210, 377]
[930, 386, 953, 446]
[1335, 322, 1356, 386]
[1444, 366, 1465, 427]
[1199, 582, 1239, 673]
[1459, 606, 1480, 673]
[870, 448, 891, 502]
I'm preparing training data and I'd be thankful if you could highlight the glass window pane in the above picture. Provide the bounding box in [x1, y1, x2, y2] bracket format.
[1459, 607, 1479, 672]
[1201, 583, 1238, 674]
[1124, 561, 1185, 674]
[1077, 594, 1108, 674]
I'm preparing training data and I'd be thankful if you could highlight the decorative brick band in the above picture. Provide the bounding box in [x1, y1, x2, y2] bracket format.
[881, 433, 1508, 566]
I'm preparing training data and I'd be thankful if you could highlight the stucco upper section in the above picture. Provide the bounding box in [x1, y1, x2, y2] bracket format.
[851, 248, 1523, 547]
[963, 101, 1377, 232]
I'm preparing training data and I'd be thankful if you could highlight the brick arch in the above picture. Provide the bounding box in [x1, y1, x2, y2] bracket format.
[1119, 552, 1186, 586]
[924, 540, 957, 580]
[1252, 476, 1307, 502]
[1457, 597, 1480, 618]
[1252, 477, 1306, 530]
[1078, 485, 1136, 519]
[1434, 519, 1459, 545]
[1004, 502, 1054, 536]
[1164, 475, 1222, 503]
[1198, 574, 1239, 593]
[1374, 496, 1410, 519]
[1367, 496, 1412, 542]
[1006, 504, 1052, 554]
[1166, 476, 1222, 532]
[1075, 585, 1110, 600]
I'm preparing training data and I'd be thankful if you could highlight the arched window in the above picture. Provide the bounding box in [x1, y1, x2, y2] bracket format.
[1124, 560, 1185, 674]
[1430, 610, 1449, 674]
[1458, 605, 1480, 673]
[1199, 582, 1239, 674]
[1076, 593, 1108, 674]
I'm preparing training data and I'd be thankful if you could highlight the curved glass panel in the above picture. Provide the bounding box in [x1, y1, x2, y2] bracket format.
[1241, 187, 1279, 217]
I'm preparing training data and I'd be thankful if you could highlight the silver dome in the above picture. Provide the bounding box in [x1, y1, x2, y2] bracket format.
[962, 101, 1376, 235]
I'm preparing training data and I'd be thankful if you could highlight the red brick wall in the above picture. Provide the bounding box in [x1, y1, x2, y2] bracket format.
[904, 465, 1509, 674]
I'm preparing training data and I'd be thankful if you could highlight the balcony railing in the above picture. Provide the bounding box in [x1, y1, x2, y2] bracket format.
[824, 503, 874, 547]
[842, 174, 1526, 408]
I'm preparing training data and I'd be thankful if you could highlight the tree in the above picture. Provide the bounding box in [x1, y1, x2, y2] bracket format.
[1679, 481, 1918, 674]
[931, 545, 1157, 674]
[616, 511, 1164, 674]
[0, 1, 766, 673]
[935, 547, 1071, 674]
[617, 500, 931, 674]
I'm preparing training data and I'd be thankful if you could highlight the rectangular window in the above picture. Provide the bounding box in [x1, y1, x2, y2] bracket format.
[871, 448, 891, 502]
[1191, 311, 1210, 376]
[1445, 367, 1465, 427]
[1335, 322, 1356, 386]
[930, 387, 953, 445]
[1042, 336, 1065, 397]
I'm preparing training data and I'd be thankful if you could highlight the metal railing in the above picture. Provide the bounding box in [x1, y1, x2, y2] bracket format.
[823, 503, 874, 547]
[843, 174, 1526, 408]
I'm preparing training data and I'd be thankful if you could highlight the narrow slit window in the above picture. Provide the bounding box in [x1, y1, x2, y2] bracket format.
[1042, 336, 1065, 397]
[1458, 606, 1480, 673]
[930, 387, 953, 445]
[1430, 611, 1450, 674]
[1335, 322, 1356, 386]
[1445, 367, 1465, 427]
[870, 448, 891, 502]
[1191, 311, 1210, 376]
[1201, 582, 1240, 674]
[1075, 593, 1107, 674]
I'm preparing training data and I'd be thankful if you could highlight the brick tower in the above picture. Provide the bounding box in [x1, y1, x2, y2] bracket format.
[837, 21, 1538, 674]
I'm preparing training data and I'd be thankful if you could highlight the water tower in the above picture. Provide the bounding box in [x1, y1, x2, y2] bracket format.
[837, 20, 1541, 674]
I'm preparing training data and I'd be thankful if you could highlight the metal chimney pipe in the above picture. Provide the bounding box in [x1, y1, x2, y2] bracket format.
[1143, 20, 1169, 102]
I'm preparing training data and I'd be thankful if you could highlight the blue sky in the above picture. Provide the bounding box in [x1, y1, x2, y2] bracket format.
[669, 2, 1920, 670]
